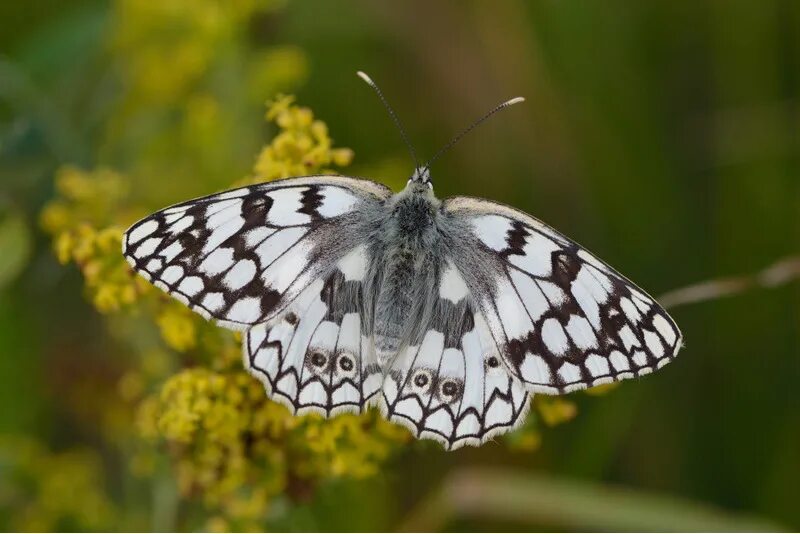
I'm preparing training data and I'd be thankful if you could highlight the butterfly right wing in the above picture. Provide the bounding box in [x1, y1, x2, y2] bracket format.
[443, 196, 682, 394]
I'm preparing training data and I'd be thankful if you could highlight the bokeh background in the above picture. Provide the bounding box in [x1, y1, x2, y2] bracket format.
[1, 0, 798, 531]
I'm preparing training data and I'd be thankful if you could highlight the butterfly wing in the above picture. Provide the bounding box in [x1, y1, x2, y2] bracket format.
[245, 245, 384, 415]
[443, 196, 683, 395]
[123, 176, 391, 330]
[380, 261, 529, 450]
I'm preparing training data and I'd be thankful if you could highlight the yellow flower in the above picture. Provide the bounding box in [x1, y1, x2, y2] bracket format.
[536, 397, 578, 427]
[585, 382, 619, 396]
[250, 96, 354, 183]
[157, 304, 199, 352]
[34, 0, 429, 525]
[137, 368, 408, 520]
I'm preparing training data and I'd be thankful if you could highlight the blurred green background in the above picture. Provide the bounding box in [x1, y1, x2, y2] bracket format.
[1, 0, 798, 531]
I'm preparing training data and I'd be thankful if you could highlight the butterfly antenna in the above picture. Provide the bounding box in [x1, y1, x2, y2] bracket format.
[357, 71, 420, 170]
[423, 96, 525, 173]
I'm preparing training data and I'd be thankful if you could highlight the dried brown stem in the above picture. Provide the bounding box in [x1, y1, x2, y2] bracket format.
[658, 256, 800, 310]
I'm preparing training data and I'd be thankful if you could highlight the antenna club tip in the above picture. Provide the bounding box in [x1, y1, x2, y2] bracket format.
[356, 71, 374, 85]
[506, 96, 526, 106]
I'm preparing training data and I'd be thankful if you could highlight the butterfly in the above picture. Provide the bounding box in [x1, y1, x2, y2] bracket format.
[123, 72, 682, 450]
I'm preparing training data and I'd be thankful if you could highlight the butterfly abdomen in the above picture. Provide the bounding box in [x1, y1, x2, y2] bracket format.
[372, 189, 443, 363]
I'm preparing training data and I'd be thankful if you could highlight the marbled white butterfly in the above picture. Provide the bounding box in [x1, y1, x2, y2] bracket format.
[123, 72, 682, 450]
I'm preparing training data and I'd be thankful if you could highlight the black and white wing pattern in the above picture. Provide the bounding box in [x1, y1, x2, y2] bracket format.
[444, 197, 683, 395]
[123, 176, 390, 330]
[123, 170, 682, 448]
[381, 261, 529, 450]
[244, 245, 384, 415]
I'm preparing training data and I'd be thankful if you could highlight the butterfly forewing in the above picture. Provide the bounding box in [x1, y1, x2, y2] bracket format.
[443, 196, 682, 394]
[123, 176, 391, 330]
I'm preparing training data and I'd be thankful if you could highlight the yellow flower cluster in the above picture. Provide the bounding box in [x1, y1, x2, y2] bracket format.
[133, 97, 406, 515]
[137, 369, 408, 529]
[40, 91, 409, 526]
[536, 396, 578, 427]
[251, 95, 354, 182]
[39, 167, 148, 312]
[29, 0, 623, 525]
[0, 436, 115, 532]
[156, 303, 200, 352]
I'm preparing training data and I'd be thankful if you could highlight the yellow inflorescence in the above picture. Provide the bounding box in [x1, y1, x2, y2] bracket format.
[138, 368, 408, 526]
[40, 83, 410, 525]
[156, 303, 200, 352]
[40, 167, 148, 313]
[536, 397, 579, 427]
[36, 2, 605, 523]
[251, 95, 354, 183]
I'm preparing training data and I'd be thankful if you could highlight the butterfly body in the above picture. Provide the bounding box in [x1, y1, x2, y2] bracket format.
[371, 181, 446, 363]
[124, 167, 682, 450]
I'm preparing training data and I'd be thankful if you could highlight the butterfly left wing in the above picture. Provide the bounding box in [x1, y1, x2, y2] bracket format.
[123, 176, 391, 330]
[124, 175, 391, 415]
[442, 196, 682, 395]
[245, 245, 383, 415]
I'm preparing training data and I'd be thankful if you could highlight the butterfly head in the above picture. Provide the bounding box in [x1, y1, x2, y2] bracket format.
[357, 70, 524, 198]
[409, 167, 433, 189]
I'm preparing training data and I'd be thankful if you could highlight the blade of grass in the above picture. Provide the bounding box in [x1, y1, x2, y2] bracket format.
[400, 468, 786, 532]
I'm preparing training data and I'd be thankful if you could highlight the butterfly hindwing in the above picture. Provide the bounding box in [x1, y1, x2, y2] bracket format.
[444, 197, 683, 394]
[245, 244, 382, 415]
[381, 262, 529, 450]
[123, 176, 391, 329]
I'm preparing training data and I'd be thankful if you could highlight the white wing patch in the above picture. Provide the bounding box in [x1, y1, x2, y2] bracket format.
[439, 261, 469, 304]
[337, 245, 368, 281]
[471, 214, 513, 251]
